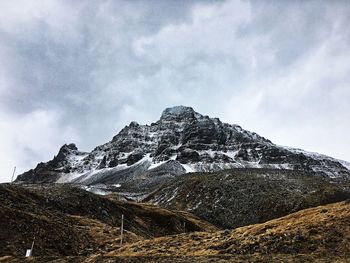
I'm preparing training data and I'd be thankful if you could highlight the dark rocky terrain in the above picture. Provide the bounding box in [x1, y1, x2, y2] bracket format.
[15, 106, 350, 189]
[144, 168, 350, 229]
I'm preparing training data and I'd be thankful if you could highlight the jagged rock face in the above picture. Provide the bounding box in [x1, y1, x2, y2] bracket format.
[16, 106, 350, 187]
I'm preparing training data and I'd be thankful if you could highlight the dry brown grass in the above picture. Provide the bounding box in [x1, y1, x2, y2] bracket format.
[105, 201, 350, 260]
[69, 215, 142, 253]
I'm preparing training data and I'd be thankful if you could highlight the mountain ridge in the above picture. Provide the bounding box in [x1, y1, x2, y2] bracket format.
[16, 106, 350, 187]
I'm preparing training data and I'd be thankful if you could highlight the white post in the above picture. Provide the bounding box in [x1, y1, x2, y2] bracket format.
[25, 240, 34, 257]
[11, 166, 16, 183]
[120, 214, 124, 246]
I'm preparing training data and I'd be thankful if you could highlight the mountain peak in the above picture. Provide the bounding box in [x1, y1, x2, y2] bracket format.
[60, 143, 78, 151]
[53, 143, 78, 164]
[160, 106, 198, 121]
[15, 106, 350, 186]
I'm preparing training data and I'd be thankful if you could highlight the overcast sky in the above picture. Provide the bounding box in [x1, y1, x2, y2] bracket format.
[0, 0, 350, 182]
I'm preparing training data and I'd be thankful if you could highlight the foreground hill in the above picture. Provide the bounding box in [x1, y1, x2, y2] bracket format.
[16, 106, 350, 189]
[0, 184, 216, 257]
[104, 201, 350, 262]
[144, 168, 350, 229]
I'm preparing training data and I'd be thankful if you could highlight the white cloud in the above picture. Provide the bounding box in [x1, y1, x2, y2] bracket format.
[221, 6, 350, 160]
[0, 0, 82, 44]
[133, 0, 258, 67]
[0, 110, 78, 182]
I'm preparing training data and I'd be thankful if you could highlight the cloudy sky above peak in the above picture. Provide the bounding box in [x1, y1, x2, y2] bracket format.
[1, 0, 350, 182]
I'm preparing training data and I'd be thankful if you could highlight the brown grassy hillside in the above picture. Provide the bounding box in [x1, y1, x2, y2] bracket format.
[1, 197, 349, 262]
[106, 200, 350, 261]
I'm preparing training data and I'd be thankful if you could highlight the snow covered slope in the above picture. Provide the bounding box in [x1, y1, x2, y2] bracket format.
[16, 106, 350, 187]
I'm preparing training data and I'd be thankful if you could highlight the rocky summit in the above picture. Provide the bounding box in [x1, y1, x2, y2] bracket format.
[16, 106, 350, 190]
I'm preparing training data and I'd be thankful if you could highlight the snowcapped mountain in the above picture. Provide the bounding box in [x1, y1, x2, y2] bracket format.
[16, 106, 350, 188]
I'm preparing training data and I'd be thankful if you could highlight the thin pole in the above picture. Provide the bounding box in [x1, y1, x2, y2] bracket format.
[11, 166, 16, 183]
[120, 214, 124, 246]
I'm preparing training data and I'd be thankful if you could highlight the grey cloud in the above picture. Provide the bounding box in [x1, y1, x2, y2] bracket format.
[0, 0, 350, 182]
